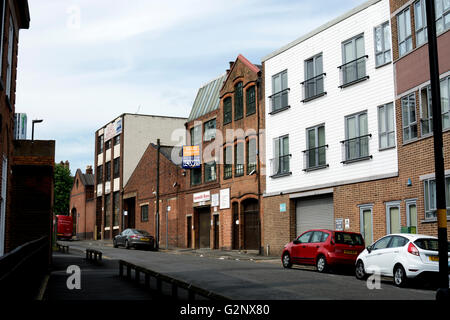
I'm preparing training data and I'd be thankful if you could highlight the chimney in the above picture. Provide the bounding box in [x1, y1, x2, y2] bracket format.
[86, 165, 93, 175]
[229, 61, 234, 69]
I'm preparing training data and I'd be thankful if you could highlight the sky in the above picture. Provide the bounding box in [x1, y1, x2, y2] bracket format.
[15, 0, 368, 175]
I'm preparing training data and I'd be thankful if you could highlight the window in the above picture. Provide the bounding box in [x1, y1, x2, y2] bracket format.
[303, 54, 325, 100]
[374, 22, 391, 67]
[141, 205, 149, 222]
[386, 202, 401, 234]
[420, 86, 433, 135]
[305, 125, 326, 170]
[360, 206, 373, 245]
[372, 236, 392, 250]
[113, 157, 120, 179]
[113, 192, 120, 226]
[223, 97, 232, 125]
[246, 86, 256, 116]
[5, 13, 14, 100]
[203, 119, 216, 141]
[247, 138, 257, 175]
[310, 231, 324, 243]
[234, 82, 243, 120]
[388, 236, 409, 248]
[105, 140, 111, 150]
[113, 135, 120, 146]
[224, 146, 232, 179]
[441, 76, 450, 130]
[105, 161, 111, 182]
[297, 231, 313, 243]
[204, 161, 216, 182]
[415, 0, 428, 47]
[235, 142, 244, 177]
[340, 34, 367, 86]
[190, 167, 202, 186]
[424, 175, 450, 219]
[0, 1, 6, 81]
[402, 93, 418, 142]
[397, 8, 412, 57]
[97, 165, 103, 183]
[190, 125, 202, 146]
[272, 135, 290, 176]
[104, 194, 111, 228]
[435, 0, 450, 34]
[270, 70, 289, 113]
[406, 200, 418, 230]
[98, 135, 104, 154]
[343, 112, 370, 162]
[378, 103, 395, 149]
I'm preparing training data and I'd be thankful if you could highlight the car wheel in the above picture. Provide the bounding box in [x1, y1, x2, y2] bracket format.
[355, 260, 367, 280]
[393, 264, 407, 288]
[316, 255, 327, 273]
[282, 253, 292, 268]
[125, 240, 130, 249]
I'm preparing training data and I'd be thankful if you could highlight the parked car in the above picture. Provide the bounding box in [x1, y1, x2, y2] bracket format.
[281, 229, 365, 272]
[355, 233, 450, 287]
[113, 229, 155, 250]
[56, 215, 73, 240]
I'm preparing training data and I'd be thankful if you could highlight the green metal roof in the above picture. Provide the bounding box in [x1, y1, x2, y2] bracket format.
[187, 74, 226, 122]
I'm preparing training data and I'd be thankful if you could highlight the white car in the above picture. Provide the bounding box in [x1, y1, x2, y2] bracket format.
[355, 233, 450, 287]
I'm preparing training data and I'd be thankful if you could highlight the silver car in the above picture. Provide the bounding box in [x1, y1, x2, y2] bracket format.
[113, 229, 155, 250]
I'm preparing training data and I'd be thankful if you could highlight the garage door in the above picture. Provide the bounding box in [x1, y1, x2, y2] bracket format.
[296, 194, 334, 237]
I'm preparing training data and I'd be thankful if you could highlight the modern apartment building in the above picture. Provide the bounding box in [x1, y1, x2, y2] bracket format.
[262, 0, 399, 255]
[94, 113, 186, 240]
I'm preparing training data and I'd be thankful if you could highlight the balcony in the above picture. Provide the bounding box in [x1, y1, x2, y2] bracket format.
[269, 88, 290, 115]
[270, 154, 292, 178]
[341, 134, 372, 164]
[338, 55, 369, 88]
[302, 145, 329, 171]
[301, 73, 326, 102]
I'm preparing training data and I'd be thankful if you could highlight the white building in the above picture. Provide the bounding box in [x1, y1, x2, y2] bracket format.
[262, 0, 397, 250]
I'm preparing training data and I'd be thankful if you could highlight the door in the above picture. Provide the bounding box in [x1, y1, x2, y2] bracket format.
[292, 231, 314, 264]
[296, 195, 333, 237]
[366, 236, 393, 275]
[213, 215, 219, 249]
[187, 216, 192, 248]
[384, 236, 409, 276]
[198, 208, 211, 249]
[305, 231, 324, 264]
[243, 199, 260, 250]
[232, 203, 239, 250]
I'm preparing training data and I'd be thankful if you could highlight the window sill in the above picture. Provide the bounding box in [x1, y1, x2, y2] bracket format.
[421, 217, 450, 224]
[301, 92, 327, 103]
[303, 164, 329, 172]
[234, 116, 244, 122]
[403, 127, 450, 146]
[339, 76, 369, 89]
[246, 111, 256, 117]
[270, 172, 292, 179]
[341, 155, 372, 164]
[375, 61, 392, 69]
[223, 176, 232, 180]
[269, 105, 290, 115]
[223, 121, 232, 126]
[378, 145, 396, 152]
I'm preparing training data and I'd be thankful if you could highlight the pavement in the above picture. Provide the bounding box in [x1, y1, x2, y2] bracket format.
[45, 249, 162, 300]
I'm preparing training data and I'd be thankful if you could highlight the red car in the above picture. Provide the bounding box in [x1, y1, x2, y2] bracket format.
[56, 215, 73, 240]
[281, 229, 365, 272]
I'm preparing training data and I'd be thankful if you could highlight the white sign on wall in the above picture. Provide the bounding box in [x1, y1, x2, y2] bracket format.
[219, 188, 230, 209]
[211, 193, 219, 207]
[193, 191, 210, 203]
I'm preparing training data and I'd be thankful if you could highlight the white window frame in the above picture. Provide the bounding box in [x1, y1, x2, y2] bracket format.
[374, 21, 391, 67]
[401, 93, 418, 142]
[435, 0, 450, 34]
[359, 204, 374, 246]
[378, 102, 395, 150]
[386, 201, 401, 234]
[414, 0, 428, 47]
[420, 85, 433, 136]
[405, 199, 418, 229]
[397, 7, 413, 57]
[423, 175, 450, 220]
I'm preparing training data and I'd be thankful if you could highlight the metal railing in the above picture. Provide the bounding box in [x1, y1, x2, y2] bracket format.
[302, 145, 328, 171]
[338, 55, 368, 88]
[0, 236, 50, 300]
[269, 88, 290, 114]
[119, 260, 230, 300]
[301, 73, 326, 102]
[270, 154, 291, 177]
[340, 134, 372, 163]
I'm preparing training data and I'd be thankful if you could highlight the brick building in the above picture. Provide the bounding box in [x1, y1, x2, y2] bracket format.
[123, 143, 186, 248]
[218, 55, 265, 252]
[94, 113, 186, 240]
[0, 0, 31, 256]
[69, 166, 95, 240]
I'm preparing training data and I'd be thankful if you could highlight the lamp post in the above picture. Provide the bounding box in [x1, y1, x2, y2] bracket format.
[31, 119, 43, 140]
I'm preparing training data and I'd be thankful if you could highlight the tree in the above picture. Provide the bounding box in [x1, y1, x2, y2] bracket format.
[54, 162, 73, 215]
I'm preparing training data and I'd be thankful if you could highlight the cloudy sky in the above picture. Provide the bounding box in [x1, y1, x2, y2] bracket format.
[15, 0, 367, 174]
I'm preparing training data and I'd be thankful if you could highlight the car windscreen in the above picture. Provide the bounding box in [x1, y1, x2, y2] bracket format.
[334, 232, 364, 246]
[414, 238, 450, 252]
[136, 230, 150, 236]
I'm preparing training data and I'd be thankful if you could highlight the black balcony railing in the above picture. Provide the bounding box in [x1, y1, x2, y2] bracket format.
[270, 154, 291, 177]
[301, 73, 326, 102]
[302, 145, 328, 171]
[269, 88, 290, 114]
[340, 134, 372, 163]
[338, 55, 369, 88]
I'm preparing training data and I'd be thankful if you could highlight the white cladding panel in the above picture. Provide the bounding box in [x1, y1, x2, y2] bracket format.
[264, 0, 397, 195]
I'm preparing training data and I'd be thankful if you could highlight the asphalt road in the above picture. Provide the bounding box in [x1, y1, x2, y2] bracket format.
[61, 241, 437, 300]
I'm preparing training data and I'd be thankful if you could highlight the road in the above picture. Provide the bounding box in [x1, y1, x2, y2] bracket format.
[61, 241, 436, 300]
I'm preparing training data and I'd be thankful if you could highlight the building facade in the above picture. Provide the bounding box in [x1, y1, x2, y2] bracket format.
[94, 113, 186, 240]
[70, 166, 95, 240]
[262, 0, 400, 256]
[0, 0, 30, 256]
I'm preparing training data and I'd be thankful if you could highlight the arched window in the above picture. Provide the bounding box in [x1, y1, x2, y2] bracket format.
[234, 82, 243, 120]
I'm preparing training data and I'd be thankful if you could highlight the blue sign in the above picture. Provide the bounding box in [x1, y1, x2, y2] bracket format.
[182, 146, 201, 169]
[280, 203, 286, 212]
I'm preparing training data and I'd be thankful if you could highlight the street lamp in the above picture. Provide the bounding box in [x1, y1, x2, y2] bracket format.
[31, 119, 43, 140]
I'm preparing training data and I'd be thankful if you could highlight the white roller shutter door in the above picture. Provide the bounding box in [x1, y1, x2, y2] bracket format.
[295, 195, 334, 237]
